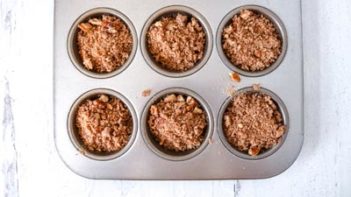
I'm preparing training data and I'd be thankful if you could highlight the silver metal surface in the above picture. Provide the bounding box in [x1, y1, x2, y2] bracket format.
[217, 86, 289, 160]
[140, 87, 214, 161]
[54, 0, 303, 179]
[140, 5, 213, 78]
[216, 5, 288, 77]
[67, 88, 138, 161]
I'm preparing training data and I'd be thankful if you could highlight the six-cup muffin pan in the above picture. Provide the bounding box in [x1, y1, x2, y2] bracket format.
[54, 0, 303, 179]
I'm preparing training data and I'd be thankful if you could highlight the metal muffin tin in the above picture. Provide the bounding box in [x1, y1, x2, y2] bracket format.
[54, 0, 303, 179]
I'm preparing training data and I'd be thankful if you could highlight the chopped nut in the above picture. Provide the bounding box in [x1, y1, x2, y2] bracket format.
[164, 94, 177, 102]
[177, 95, 185, 102]
[253, 84, 260, 91]
[94, 113, 100, 120]
[142, 89, 152, 97]
[78, 23, 92, 33]
[101, 127, 111, 138]
[240, 9, 252, 20]
[186, 96, 195, 105]
[224, 115, 231, 127]
[88, 18, 102, 26]
[150, 105, 158, 116]
[225, 86, 237, 97]
[229, 72, 241, 82]
[193, 107, 203, 114]
[99, 94, 109, 102]
[248, 146, 261, 156]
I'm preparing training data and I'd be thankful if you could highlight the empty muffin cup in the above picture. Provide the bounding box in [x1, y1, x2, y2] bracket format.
[141, 87, 214, 161]
[67, 8, 138, 79]
[216, 5, 287, 77]
[218, 86, 289, 160]
[67, 88, 138, 160]
[140, 5, 213, 78]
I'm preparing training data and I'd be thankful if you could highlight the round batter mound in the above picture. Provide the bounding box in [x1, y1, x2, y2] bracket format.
[222, 9, 282, 72]
[148, 94, 207, 152]
[147, 13, 206, 72]
[223, 89, 286, 156]
[77, 15, 133, 73]
[75, 94, 133, 153]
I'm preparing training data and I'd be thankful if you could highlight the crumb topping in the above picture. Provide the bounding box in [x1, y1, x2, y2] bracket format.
[147, 13, 206, 72]
[75, 94, 133, 152]
[148, 94, 207, 151]
[77, 15, 133, 73]
[222, 9, 282, 71]
[223, 88, 286, 156]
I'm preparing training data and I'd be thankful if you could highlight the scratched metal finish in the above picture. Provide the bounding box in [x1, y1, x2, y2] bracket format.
[54, 0, 303, 179]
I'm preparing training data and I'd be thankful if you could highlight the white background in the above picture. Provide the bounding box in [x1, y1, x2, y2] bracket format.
[1, 0, 351, 196]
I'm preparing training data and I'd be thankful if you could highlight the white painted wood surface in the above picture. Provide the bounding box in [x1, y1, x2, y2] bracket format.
[1, 0, 350, 196]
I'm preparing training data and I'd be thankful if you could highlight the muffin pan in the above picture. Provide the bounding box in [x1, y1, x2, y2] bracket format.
[54, 0, 303, 179]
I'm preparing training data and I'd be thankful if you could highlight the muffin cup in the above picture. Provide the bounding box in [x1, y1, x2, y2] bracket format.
[141, 87, 214, 161]
[140, 5, 213, 78]
[217, 86, 289, 160]
[67, 88, 138, 161]
[67, 7, 138, 79]
[216, 5, 288, 77]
